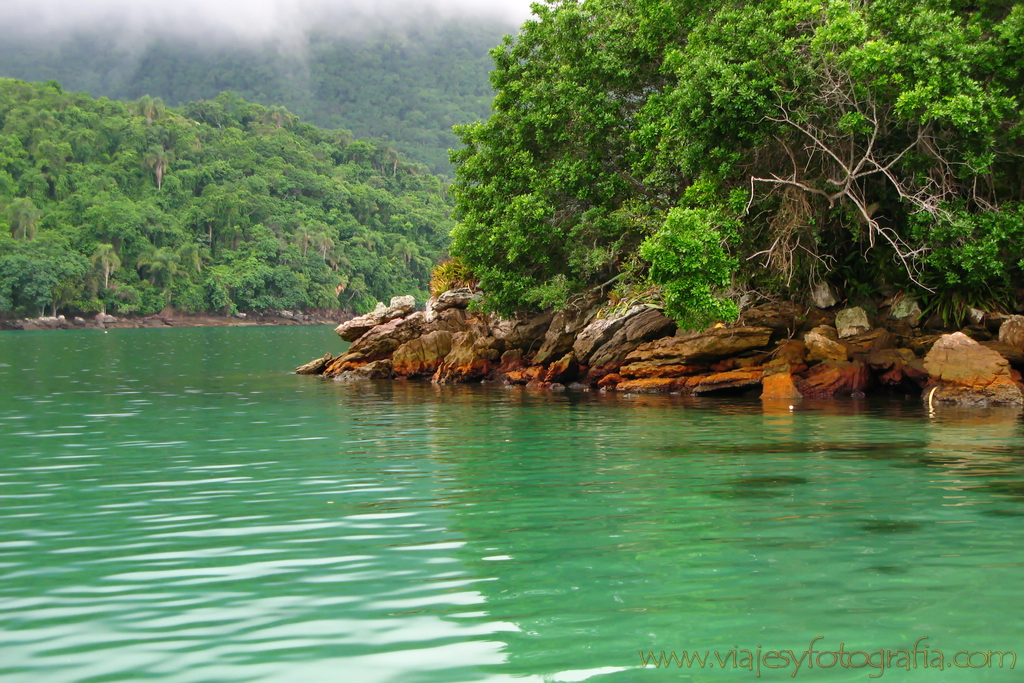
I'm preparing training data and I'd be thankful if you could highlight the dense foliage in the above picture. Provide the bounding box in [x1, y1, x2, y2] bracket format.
[0, 19, 509, 174]
[0, 79, 453, 318]
[451, 0, 1024, 327]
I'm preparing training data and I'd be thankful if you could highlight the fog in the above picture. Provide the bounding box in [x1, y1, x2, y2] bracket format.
[0, 0, 534, 42]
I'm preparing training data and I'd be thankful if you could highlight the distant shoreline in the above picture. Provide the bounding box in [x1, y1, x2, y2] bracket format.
[1, 310, 347, 332]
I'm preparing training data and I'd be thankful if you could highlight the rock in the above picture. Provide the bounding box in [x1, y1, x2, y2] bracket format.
[296, 353, 334, 375]
[95, 313, 118, 325]
[738, 302, 801, 339]
[619, 326, 772, 378]
[586, 308, 677, 379]
[810, 281, 838, 309]
[392, 331, 454, 378]
[795, 360, 871, 398]
[384, 295, 416, 321]
[543, 352, 579, 384]
[761, 367, 803, 401]
[839, 328, 893, 360]
[597, 373, 623, 389]
[573, 307, 642, 363]
[923, 332, 1024, 405]
[491, 310, 554, 351]
[981, 341, 1024, 367]
[890, 296, 922, 324]
[835, 307, 870, 338]
[868, 348, 928, 389]
[326, 312, 427, 375]
[998, 315, 1024, 349]
[772, 339, 808, 366]
[967, 307, 986, 325]
[689, 368, 764, 396]
[335, 359, 394, 381]
[615, 378, 681, 393]
[433, 287, 481, 312]
[804, 326, 848, 362]
[533, 305, 601, 365]
[335, 302, 387, 341]
[432, 327, 501, 384]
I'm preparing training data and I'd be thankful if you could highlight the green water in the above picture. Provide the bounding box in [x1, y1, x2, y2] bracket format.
[1, 326, 1023, 682]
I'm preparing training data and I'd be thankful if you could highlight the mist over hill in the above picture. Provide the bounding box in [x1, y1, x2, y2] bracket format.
[0, 15, 517, 173]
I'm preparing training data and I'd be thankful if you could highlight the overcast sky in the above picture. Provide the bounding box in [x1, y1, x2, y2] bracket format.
[0, 0, 535, 40]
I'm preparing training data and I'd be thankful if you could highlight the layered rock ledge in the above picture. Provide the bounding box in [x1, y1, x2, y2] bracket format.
[298, 293, 1024, 406]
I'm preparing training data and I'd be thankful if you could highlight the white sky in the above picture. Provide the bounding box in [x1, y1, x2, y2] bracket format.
[0, 0, 537, 39]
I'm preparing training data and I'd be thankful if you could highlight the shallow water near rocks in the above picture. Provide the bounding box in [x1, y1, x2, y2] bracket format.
[1, 326, 1023, 682]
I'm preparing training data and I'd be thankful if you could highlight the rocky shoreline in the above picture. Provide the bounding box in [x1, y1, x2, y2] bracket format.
[296, 289, 1024, 407]
[2, 309, 345, 331]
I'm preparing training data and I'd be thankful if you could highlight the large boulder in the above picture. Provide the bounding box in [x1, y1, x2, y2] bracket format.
[586, 308, 677, 379]
[490, 310, 554, 352]
[572, 308, 643, 363]
[543, 352, 580, 384]
[334, 302, 387, 341]
[532, 304, 601, 365]
[923, 332, 1024, 405]
[619, 326, 772, 378]
[392, 331, 454, 378]
[326, 312, 428, 375]
[432, 327, 502, 384]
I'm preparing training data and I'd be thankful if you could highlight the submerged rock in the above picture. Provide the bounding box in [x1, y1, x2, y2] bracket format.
[923, 332, 1024, 405]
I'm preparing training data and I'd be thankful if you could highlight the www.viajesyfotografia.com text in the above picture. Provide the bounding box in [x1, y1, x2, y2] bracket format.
[639, 637, 1016, 677]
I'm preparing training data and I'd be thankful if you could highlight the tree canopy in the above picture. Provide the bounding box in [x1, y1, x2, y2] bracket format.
[0, 79, 453, 318]
[450, 0, 1024, 327]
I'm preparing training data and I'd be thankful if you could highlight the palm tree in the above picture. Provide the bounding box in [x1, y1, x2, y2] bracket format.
[6, 198, 41, 240]
[176, 243, 208, 275]
[90, 243, 121, 290]
[136, 95, 166, 125]
[142, 145, 173, 190]
[136, 247, 181, 289]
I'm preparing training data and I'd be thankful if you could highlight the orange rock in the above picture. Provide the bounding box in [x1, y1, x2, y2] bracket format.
[597, 373, 623, 389]
[690, 368, 764, 395]
[795, 360, 871, 398]
[619, 363, 705, 379]
[761, 371, 803, 400]
[392, 330, 454, 378]
[543, 352, 580, 383]
[614, 378, 680, 393]
[923, 332, 1024, 405]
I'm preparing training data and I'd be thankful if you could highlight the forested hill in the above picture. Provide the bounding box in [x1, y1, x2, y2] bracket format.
[0, 19, 511, 174]
[0, 79, 453, 319]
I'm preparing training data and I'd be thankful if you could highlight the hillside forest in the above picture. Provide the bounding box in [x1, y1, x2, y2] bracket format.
[0, 79, 453, 318]
[0, 18, 510, 174]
